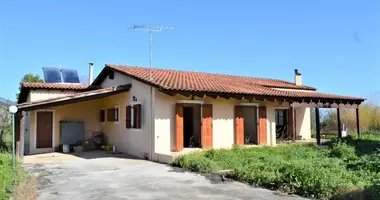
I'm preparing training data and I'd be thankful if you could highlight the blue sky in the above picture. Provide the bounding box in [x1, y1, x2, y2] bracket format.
[0, 0, 379, 102]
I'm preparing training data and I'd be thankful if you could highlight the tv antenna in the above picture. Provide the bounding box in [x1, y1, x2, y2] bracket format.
[130, 25, 175, 81]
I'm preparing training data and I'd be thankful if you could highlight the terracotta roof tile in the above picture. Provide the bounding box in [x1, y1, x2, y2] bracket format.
[107, 64, 316, 91]
[22, 82, 88, 90]
[105, 64, 365, 102]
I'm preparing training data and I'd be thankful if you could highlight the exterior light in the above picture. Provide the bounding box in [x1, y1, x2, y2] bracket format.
[8, 105, 18, 173]
[8, 105, 18, 114]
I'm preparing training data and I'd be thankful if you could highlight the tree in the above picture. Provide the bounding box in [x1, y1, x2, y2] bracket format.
[16, 73, 44, 101]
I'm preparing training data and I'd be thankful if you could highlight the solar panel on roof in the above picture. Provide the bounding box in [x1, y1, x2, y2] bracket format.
[43, 67, 62, 83]
[61, 68, 80, 83]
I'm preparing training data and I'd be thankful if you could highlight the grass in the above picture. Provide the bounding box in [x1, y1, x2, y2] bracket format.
[0, 153, 29, 200]
[171, 133, 380, 199]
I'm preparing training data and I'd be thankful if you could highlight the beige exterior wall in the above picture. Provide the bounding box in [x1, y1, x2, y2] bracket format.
[28, 98, 103, 155]
[99, 72, 153, 159]
[154, 91, 293, 157]
[28, 89, 78, 102]
[28, 71, 153, 158]
[295, 107, 311, 139]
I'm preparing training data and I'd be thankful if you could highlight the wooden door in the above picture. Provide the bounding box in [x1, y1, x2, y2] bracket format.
[202, 104, 213, 149]
[258, 106, 267, 145]
[175, 103, 184, 151]
[234, 106, 244, 145]
[36, 111, 53, 148]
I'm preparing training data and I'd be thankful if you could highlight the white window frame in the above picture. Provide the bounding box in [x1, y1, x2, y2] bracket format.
[114, 105, 119, 124]
[100, 108, 106, 124]
[34, 109, 55, 150]
[129, 102, 142, 130]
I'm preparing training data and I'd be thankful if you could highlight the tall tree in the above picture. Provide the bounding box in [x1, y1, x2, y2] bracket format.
[16, 73, 44, 101]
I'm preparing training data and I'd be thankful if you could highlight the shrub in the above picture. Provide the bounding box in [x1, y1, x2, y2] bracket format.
[329, 141, 358, 161]
[171, 153, 219, 173]
[0, 153, 27, 200]
[0, 124, 11, 152]
[170, 134, 380, 199]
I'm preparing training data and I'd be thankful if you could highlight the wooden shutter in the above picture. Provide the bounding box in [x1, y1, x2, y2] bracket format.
[100, 110, 105, 122]
[258, 106, 267, 145]
[107, 108, 115, 121]
[126, 106, 132, 128]
[175, 103, 184, 151]
[202, 104, 213, 149]
[235, 106, 244, 145]
[133, 104, 141, 129]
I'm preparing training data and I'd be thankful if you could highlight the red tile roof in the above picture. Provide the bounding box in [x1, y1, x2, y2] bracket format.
[106, 64, 316, 91]
[104, 64, 365, 102]
[22, 82, 88, 90]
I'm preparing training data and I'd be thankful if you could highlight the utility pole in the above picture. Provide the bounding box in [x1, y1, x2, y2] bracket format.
[130, 25, 174, 80]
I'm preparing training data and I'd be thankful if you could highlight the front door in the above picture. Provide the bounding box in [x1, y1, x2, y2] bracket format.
[36, 111, 53, 148]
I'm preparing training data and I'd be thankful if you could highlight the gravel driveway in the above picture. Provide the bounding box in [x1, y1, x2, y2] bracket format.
[24, 152, 307, 200]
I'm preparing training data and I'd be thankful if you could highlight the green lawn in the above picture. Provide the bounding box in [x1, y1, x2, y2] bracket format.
[0, 153, 27, 200]
[171, 133, 380, 199]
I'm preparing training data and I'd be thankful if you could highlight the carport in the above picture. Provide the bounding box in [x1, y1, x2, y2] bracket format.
[14, 84, 132, 160]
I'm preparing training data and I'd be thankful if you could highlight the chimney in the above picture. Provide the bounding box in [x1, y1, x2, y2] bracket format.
[89, 62, 94, 84]
[294, 69, 302, 86]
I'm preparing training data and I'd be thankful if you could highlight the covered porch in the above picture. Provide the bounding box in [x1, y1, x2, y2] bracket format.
[14, 84, 132, 160]
[160, 88, 364, 151]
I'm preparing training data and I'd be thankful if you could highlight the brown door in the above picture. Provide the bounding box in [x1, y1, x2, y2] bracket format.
[258, 106, 267, 145]
[36, 111, 53, 148]
[235, 106, 244, 145]
[202, 104, 213, 149]
[175, 103, 184, 151]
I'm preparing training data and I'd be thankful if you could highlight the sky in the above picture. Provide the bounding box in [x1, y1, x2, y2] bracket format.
[0, 0, 379, 102]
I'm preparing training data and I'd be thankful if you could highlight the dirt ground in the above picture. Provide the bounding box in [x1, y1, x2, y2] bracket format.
[23, 151, 307, 200]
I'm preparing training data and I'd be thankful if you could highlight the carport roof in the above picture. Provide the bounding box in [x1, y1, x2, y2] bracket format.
[16, 84, 131, 111]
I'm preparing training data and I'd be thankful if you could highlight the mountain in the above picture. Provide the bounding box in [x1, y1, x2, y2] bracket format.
[0, 97, 15, 105]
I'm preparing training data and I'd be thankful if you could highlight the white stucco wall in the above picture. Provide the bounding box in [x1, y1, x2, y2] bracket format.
[154, 92, 237, 155]
[28, 89, 78, 102]
[295, 107, 311, 139]
[154, 91, 292, 156]
[100, 72, 153, 159]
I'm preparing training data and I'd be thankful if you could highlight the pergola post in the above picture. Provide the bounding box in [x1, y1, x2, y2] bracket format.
[356, 107, 360, 137]
[337, 108, 342, 138]
[291, 104, 296, 141]
[315, 107, 321, 145]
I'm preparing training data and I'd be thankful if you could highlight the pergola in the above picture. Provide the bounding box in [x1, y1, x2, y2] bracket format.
[160, 88, 365, 145]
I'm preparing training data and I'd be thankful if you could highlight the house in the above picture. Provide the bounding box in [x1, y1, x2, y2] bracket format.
[15, 64, 365, 163]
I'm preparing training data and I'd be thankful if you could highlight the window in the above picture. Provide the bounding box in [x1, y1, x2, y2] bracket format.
[275, 110, 287, 126]
[126, 104, 141, 129]
[107, 106, 119, 123]
[100, 109, 105, 122]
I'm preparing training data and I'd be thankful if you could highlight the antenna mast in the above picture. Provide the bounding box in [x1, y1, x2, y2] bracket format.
[131, 25, 175, 81]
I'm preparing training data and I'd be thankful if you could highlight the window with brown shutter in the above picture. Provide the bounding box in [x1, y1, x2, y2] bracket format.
[114, 107, 119, 122]
[133, 104, 141, 129]
[126, 104, 142, 129]
[100, 109, 105, 122]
